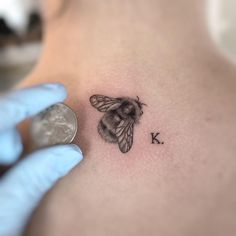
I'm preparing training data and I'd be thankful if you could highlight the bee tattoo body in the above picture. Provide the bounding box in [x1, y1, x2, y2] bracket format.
[90, 95, 146, 153]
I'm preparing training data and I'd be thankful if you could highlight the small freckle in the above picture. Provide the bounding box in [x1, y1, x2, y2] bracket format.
[205, 117, 213, 122]
[217, 171, 224, 180]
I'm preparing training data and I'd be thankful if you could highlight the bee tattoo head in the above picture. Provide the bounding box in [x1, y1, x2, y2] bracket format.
[89, 94, 146, 153]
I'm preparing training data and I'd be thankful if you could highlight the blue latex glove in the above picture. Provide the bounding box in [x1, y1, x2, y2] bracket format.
[0, 83, 83, 236]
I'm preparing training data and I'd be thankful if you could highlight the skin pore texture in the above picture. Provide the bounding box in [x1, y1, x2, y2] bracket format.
[17, 0, 236, 235]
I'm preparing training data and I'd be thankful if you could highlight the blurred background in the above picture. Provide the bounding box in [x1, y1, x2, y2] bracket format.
[0, 0, 42, 91]
[0, 0, 235, 92]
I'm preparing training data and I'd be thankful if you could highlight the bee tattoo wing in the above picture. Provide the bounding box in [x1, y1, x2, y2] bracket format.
[90, 95, 122, 112]
[116, 119, 134, 153]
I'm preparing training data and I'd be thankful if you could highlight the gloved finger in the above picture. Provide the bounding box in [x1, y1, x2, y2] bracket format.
[0, 144, 83, 236]
[0, 83, 67, 131]
[0, 128, 23, 165]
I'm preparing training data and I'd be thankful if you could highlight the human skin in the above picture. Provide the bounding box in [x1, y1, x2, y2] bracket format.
[18, 0, 236, 235]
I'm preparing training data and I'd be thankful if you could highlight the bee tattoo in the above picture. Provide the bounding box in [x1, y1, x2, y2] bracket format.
[89, 95, 146, 153]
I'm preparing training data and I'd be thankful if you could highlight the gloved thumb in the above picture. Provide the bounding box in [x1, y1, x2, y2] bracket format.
[0, 144, 83, 236]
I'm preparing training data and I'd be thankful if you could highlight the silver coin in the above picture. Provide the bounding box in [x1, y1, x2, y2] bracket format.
[30, 103, 78, 148]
